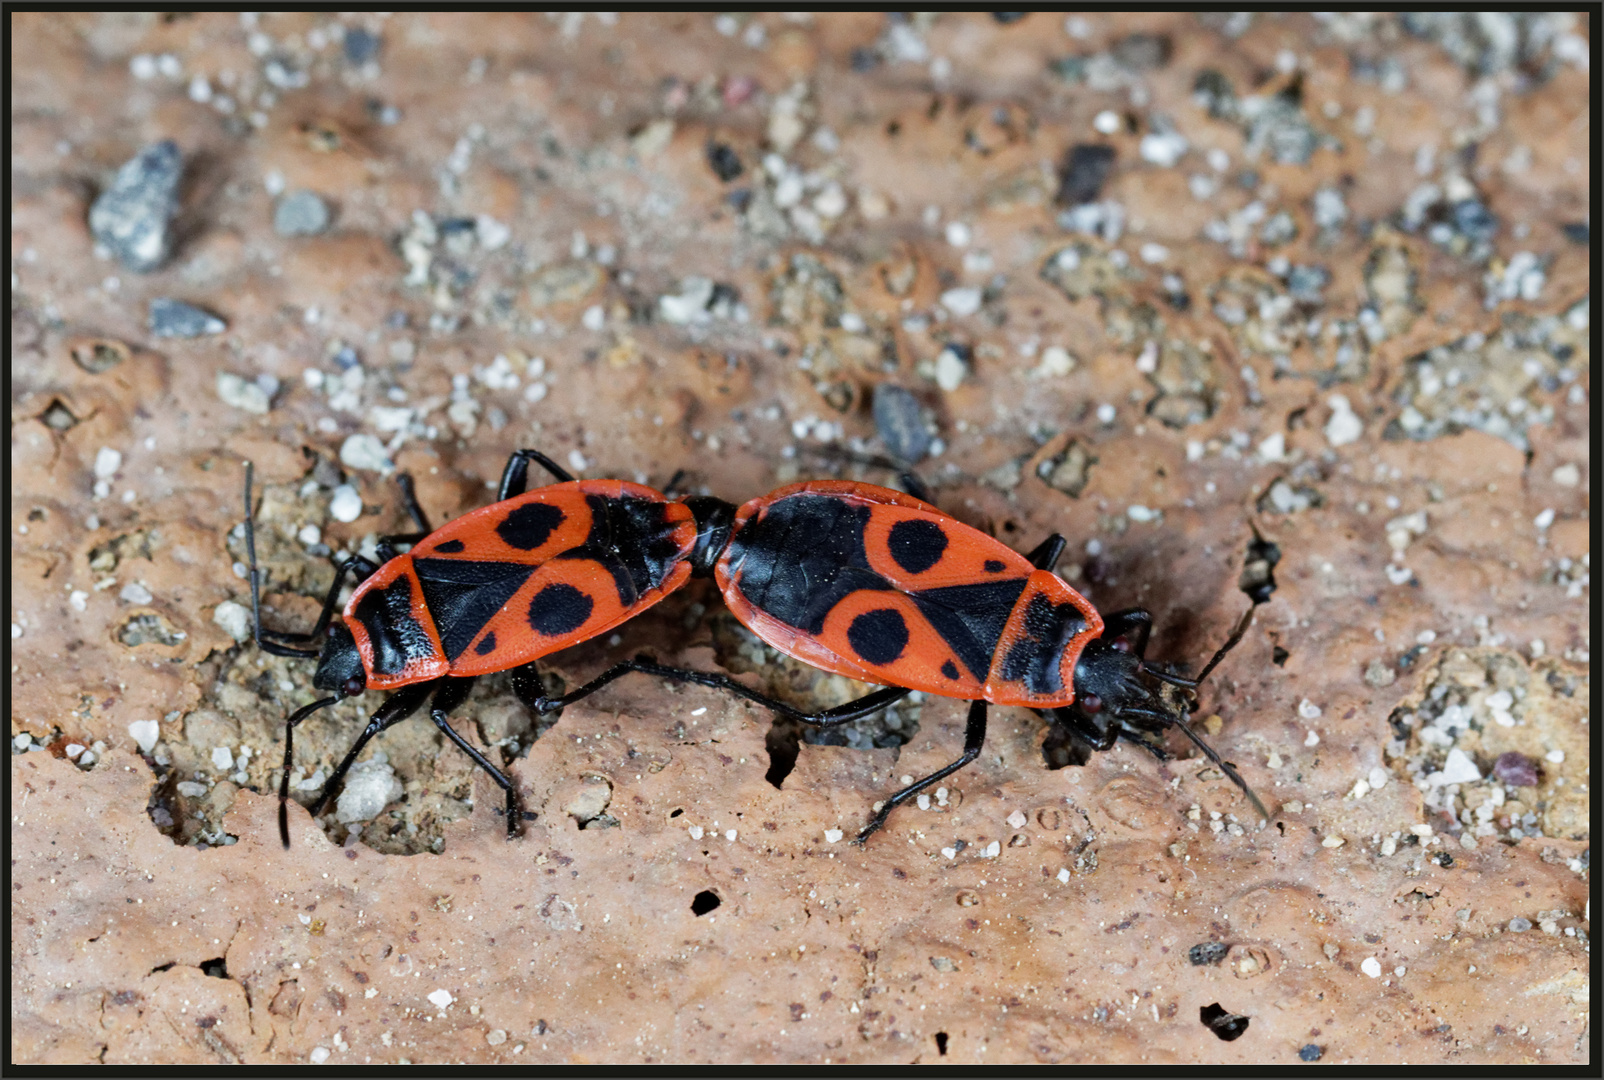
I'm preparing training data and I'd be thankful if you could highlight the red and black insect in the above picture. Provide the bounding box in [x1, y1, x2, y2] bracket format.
[245, 449, 704, 847]
[536, 478, 1267, 841]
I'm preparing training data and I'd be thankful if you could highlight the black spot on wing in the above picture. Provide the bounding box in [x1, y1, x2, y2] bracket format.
[474, 632, 498, 656]
[908, 578, 1029, 683]
[847, 608, 910, 665]
[528, 582, 594, 637]
[984, 559, 1005, 573]
[352, 574, 438, 676]
[941, 659, 960, 680]
[496, 501, 566, 551]
[556, 494, 686, 607]
[414, 558, 538, 662]
[725, 494, 889, 633]
[432, 539, 466, 553]
[887, 518, 948, 575]
[998, 592, 1089, 695]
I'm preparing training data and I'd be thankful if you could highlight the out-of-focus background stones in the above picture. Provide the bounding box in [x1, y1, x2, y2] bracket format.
[10, 12, 1588, 1066]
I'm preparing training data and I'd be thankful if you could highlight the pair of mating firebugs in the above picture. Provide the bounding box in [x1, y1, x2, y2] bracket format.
[246, 448, 1265, 849]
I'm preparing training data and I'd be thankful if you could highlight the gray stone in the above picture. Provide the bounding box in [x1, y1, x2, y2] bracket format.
[89, 140, 182, 272]
[273, 190, 332, 237]
[149, 298, 226, 338]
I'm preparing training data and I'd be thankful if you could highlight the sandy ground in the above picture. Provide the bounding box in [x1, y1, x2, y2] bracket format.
[10, 12, 1590, 1065]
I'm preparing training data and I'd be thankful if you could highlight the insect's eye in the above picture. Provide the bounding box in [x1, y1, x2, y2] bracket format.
[1111, 637, 1132, 653]
[344, 676, 365, 697]
[1081, 693, 1103, 714]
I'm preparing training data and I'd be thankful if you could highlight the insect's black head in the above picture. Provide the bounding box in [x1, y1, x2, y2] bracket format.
[1068, 607, 1268, 819]
[312, 621, 366, 697]
[682, 495, 738, 578]
[1071, 637, 1170, 737]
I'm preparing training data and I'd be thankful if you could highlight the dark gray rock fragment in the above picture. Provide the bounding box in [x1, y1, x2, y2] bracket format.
[873, 384, 932, 464]
[89, 140, 183, 272]
[149, 298, 226, 338]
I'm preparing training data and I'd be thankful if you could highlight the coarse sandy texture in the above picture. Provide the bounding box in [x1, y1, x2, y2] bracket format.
[10, 12, 1590, 1066]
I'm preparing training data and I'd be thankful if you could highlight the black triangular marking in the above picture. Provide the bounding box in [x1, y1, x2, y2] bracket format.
[910, 578, 1028, 683]
[413, 558, 539, 662]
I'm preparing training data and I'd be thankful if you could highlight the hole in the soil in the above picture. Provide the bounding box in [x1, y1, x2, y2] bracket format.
[690, 890, 721, 916]
[1188, 941, 1229, 966]
[40, 399, 80, 431]
[668, 807, 684, 818]
[1239, 532, 1280, 603]
[149, 962, 176, 975]
[200, 957, 229, 979]
[764, 716, 802, 789]
[1271, 645, 1289, 666]
[1041, 721, 1092, 770]
[1200, 1002, 1250, 1041]
[935, 1032, 949, 1055]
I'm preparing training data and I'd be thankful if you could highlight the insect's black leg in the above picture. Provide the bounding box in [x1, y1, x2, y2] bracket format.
[498, 448, 575, 499]
[1100, 607, 1154, 658]
[854, 699, 988, 844]
[531, 656, 911, 726]
[897, 471, 934, 504]
[1025, 534, 1067, 572]
[1048, 704, 1118, 752]
[394, 473, 433, 533]
[278, 695, 339, 848]
[305, 681, 437, 824]
[248, 461, 376, 655]
[425, 677, 525, 839]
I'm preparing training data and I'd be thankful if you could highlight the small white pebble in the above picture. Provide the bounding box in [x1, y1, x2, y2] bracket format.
[917, 794, 931, 811]
[1266, 752, 1283, 769]
[688, 825, 704, 840]
[980, 840, 1001, 858]
[1410, 823, 1433, 838]
[939, 287, 983, 318]
[944, 221, 971, 247]
[824, 829, 844, 844]
[725, 829, 737, 841]
[1545, 749, 1565, 764]
[1304, 730, 1320, 748]
[1093, 110, 1120, 135]
[1324, 394, 1362, 447]
[94, 447, 123, 480]
[1368, 766, 1389, 790]
[1533, 508, 1555, 530]
[1006, 810, 1027, 830]
[329, 484, 363, 523]
[211, 746, 234, 771]
[1381, 836, 1398, 856]
[568, 450, 589, 472]
[1361, 957, 1382, 978]
[64, 743, 85, 759]
[1551, 463, 1580, 487]
[119, 582, 153, 605]
[1322, 836, 1345, 848]
[298, 524, 322, 546]
[427, 989, 454, 1010]
[128, 719, 160, 753]
[942, 847, 958, 860]
[309, 1047, 330, 1064]
[1298, 698, 1323, 719]
[1394, 965, 1407, 978]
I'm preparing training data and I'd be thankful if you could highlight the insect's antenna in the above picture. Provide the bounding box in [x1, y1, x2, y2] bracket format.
[1173, 714, 1269, 821]
[1141, 604, 1257, 691]
[279, 695, 339, 848]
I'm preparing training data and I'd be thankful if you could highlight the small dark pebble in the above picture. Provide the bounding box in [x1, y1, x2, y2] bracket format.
[873, 384, 932, 464]
[1450, 199, 1498, 242]
[333, 345, 362, 371]
[343, 27, 382, 65]
[1286, 264, 1330, 303]
[1298, 1043, 1323, 1062]
[1189, 941, 1229, 966]
[1200, 1002, 1249, 1041]
[1432, 850, 1455, 868]
[706, 142, 744, 183]
[1398, 644, 1428, 669]
[89, 139, 183, 273]
[991, 12, 1028, 24]
[1492, 751, 1540, 788]
[1112, 32, 1172, 71]
[725, 188, 753, 213]
[850, 46, 881, 72]
[1192, 69, 1238, 119]
[1057, 144, 1117, 207]
[1560, 221, 1588, 245]
[273, 190, 332, 237]
[148, 298, 226, 338]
